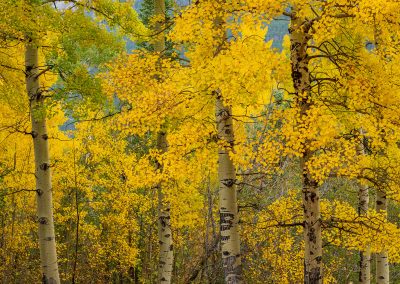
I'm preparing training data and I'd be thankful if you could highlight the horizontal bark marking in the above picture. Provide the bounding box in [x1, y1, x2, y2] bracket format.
[221, 179, 236, 187]
[221, 236, 230, 241]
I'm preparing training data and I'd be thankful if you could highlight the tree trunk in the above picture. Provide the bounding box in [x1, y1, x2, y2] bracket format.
[25, 41, 60, 283]
[156, 132, 173, 283]
[154, 1, 173, 283]
[372, 25, 389, 284]
[300, 154, 322, 284]
[358, 184, 371, 284]
[289, 14, 323, 284]
[215, 94, 242, 283]
[376, 190, 389, 284]
[357, 134, 371, 284]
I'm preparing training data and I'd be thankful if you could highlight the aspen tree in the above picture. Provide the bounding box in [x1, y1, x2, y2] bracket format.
[358, 172, 371, 282]
[354, 130, 370, 284]
[154, 0, 173, 282]
[25, 40, 60, 284]
[288, 9, 322, 284]
[212, 3, 242, 282]
[376, 188, 389, 284]
[215, 94, 242, 283]
[374, 26, 389, 284]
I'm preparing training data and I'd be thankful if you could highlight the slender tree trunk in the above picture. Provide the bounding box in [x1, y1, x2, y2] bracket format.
[154, 1, 173, 282]
[358, 184, 371, 284]
[300, 154, 322, 284]
[357, 134, 371, 284]
[376, 190, 389, 284]
[215, 94, 242, 283]
[156, 132, 173, 283]
[289, 14, 322, 284]
[372, 25, 389, 284]
[25, 41, 60, 283]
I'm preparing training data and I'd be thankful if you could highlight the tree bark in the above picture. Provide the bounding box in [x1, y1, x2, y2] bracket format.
[154, 1, 173, 283]
[357, 134, 371, 284]
[25, 41, 60, 283]
[156, 132, 173, 283]
[215, 94, 242, 283]
[376, 190, 389, 284]
[289, 14, 323, 284]
[372, 25, 389, 284]
[358, 183, 371, 284]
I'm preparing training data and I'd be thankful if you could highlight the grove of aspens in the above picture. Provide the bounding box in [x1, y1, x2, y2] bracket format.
[1, 0, 400, 283]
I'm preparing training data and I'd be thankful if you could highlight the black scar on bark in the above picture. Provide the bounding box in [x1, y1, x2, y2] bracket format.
[40, 163, 50, 171]
[377, 200, 383, 205]
[42, 134, 48, 140]
[31, 131, 38, 138]
[221, 236, 230, 241]
[310, 192, 317, 203]
[221, 212, 235, 220]
[169, 244, 173, 251]
[221, 225, 232, 231]
[220, 212, 234, 231]
[36, 189, 43, 196]
[159, 216, 168, 227]
[38, 217, 48, 225]
[308, 227, 316, 243]
[221, 178, 235, 187]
